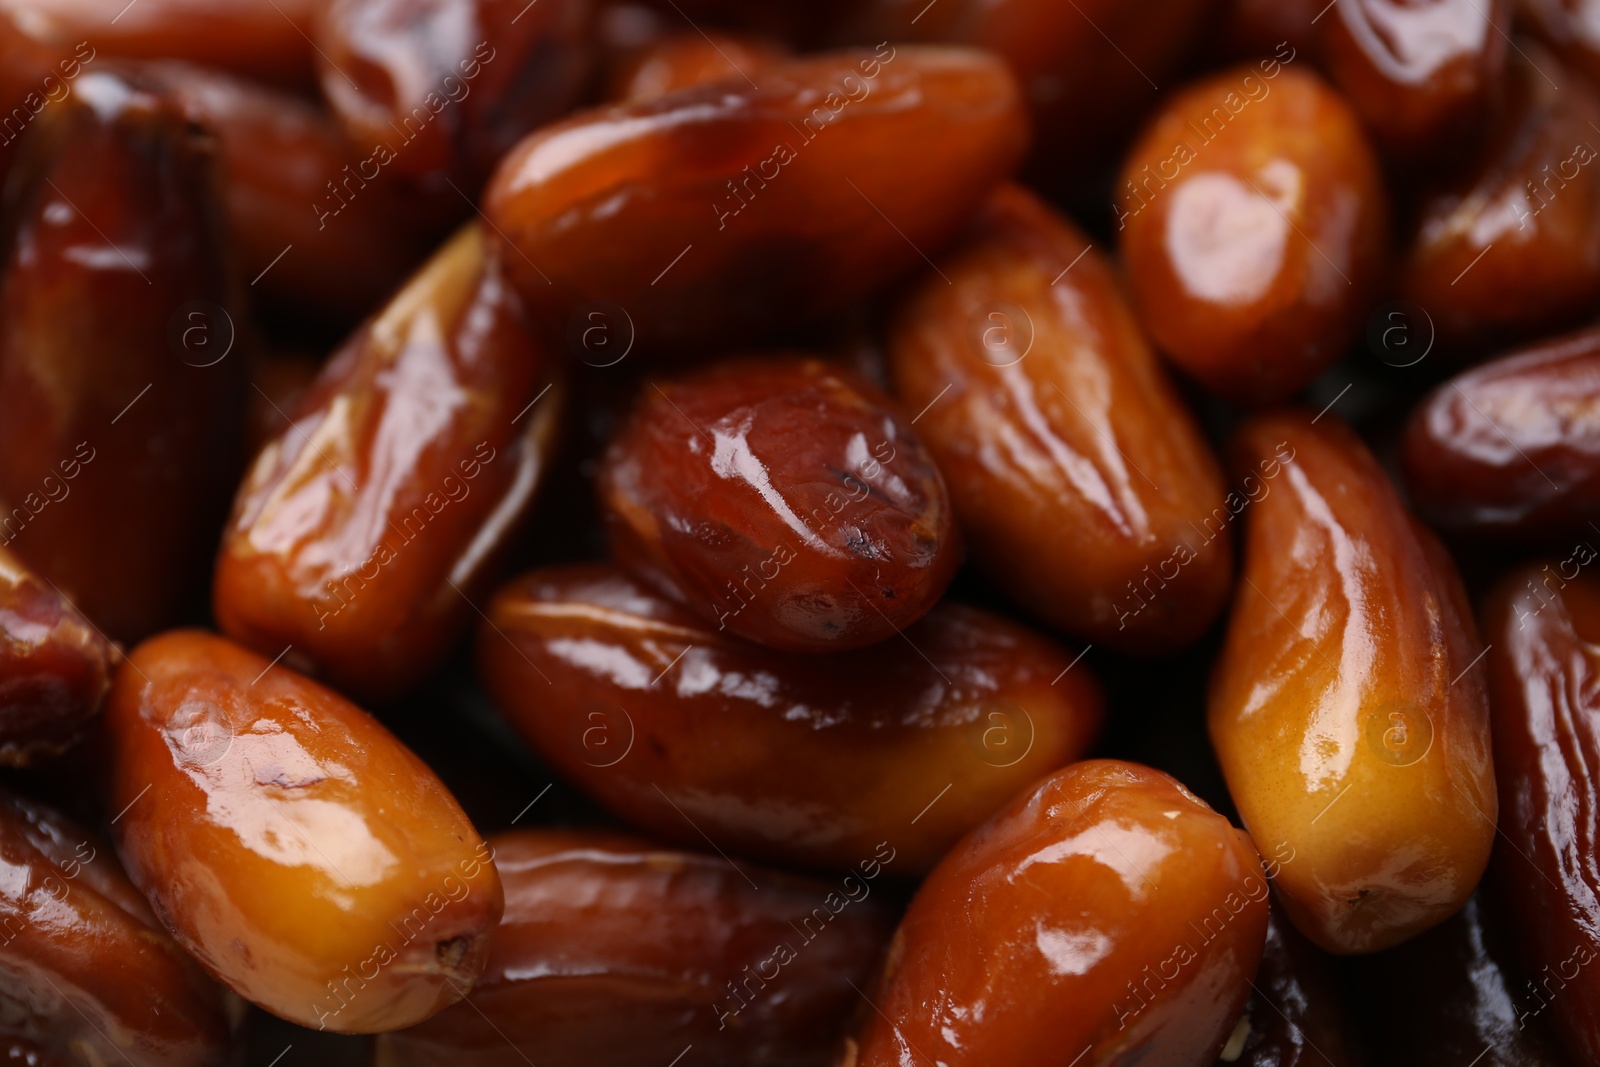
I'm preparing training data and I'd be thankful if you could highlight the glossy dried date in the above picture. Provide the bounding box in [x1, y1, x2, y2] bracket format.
[608, 29, 786, 100]
[378, 829, 892, 1066]
[1209, 411, 1496, 954]
[476, 564, 1103, 873]
[1221, 911, 1361, 1067]
[104, 630, 504, 1033]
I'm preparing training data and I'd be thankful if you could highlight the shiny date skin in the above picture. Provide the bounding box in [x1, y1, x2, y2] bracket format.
[847, 761, 1268, 1067]
[889, 184, 1233, 655]
[379, 829, 893, 1067]
[214, 224, 561, 702]
[314, 0, 595, 190]
[1402, 325, 1600, 544]
[0, 546, 114, 766]
[0, 790, 229, 1067]
[1209, 411, 1496, 955]
[476, 564, 1103, 874]
[1484, 564, 1600, 1065]
[0, 70, 246, 643]
[1118, 63, 1388, 406]
[1522, 0, 1600, 87]
[1400, 43, 1600, 355]
[600, 357, 959, 652]
[483, 45, 1027, 353]
[1223, 911, 1362, 1067]
[607, 29, 787, 101]
[104, 630, 504, 1034]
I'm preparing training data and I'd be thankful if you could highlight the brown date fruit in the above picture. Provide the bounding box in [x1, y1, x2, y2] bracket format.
[607, 29, 787, 101]
[1209, 410, 1496, 954]
[0, 789, 229, 1067]
[889, 184, 1233, 654]
[847, 760, 1268, 1067]
[1401, 325, 1600, 544]
[1219, 0, 1320, 60]
[599, 357, 958, 652]
[378, 829, 893, 1066]
[1319, 0, 1511, 161]
[104, 629, 504, 1034]
[214, 224, 561, 702]
[314, 0, 595, 190]
[477, 564, 1103, 874]
[0, 70, 246, 643]
[1521, 0, 1600, 86]
[1117, 63, 1388, 406]
[0, 545, 114, 766]
[1400, 43, 1600, 355]
[1484, 563, 1600, 1065]
[1219, 910, 1362, 1066]
[483, 46, 1027, 353]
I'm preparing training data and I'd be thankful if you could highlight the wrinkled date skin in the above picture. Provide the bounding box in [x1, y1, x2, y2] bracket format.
[0, 71, 246, 643]
[1118, 63, 1388, 406]
[889, 184, 1233, 654]
[1319, 0, 1511, 160]
[0, 790, 229, 1067]
[483, 46, 1028, 353]
[600, 357, 959, 652]
[1224, 911, 1361, 1067]
[1484, 564, 1600, 1065]
[1400, 43, 1600, 355]
[215, 224, 561, 701]
[608, 29, 787, 101]
[847, 760, 1268, 1067]
[104, 630, 504, 1034]
[1402, 325, 1600, 543]
[477, 564, 1103, 873]
[0, 546, 114, 766]
[314, 0, 595, 189]
[1209, 411, 1496, 955]
[379, 830, 893, 1066]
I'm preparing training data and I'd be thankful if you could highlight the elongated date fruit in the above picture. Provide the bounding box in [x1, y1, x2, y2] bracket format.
[889, 184, 1232, 654]
[104, 630, 504, 1033]
[1484, 563, 1600, 1065]
[1209, 410, 1496, 954]
[214, 224, 561, 701]
[477, 564, 1103, 873]
[600, 357, 958, 652]
[0, 70, 246, 643]
[483, 46, 1027, 352]
[847, 760, 1268, 1067]
[1402, 325, 1600, 544]
[0, 789, 229, 1067]
[378, 829, 892, 1066]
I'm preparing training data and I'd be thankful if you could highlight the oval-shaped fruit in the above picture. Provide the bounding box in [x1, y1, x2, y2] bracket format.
[608, 29, 786, 101]
[0, 790, 229, 1067]
[314, 0, 594, 188]
[1224, 910, 1361, 1067]
[1117, 64, 1388, 405]
[214, 224, 561, 701]
[0, 70, 246, 643]
[1401, 325, 1600, 543]
[1209, 410, 1496, 954]
[599, 357, 958, 652]
[378, 829, 893, 1066]
[0, 545, 114, 766]
[847, 760, 1268, 1067]
[477, 564, 1103, 873]
[104, 629, 504, 1034]
[483, 46, 1027, 352]
[1483, 562, 1600, 1065]
[889, 184, 1232, 654]
[1400, 43, 1600, 355]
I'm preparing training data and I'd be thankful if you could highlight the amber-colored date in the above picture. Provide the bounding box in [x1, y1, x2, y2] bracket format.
[104, 630, 504, 1033]
[0, 70, 246, 643]
[607, 28, 787, 100]
[0, 790, 228, 1066]
[889, 184, 1232, 654]
[1209, 411, 1495, 954]
[1118, 62, 1387, 405]
[600, 357, 958, 652]
[379, 829, 892, 1066]
[477, 564, 1103, 873]
[214, 224, 560, 701]
[1484, 563, 1600, 1065]
[483, 46, 1027, 352]
[847, 760, 1267, 1067]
